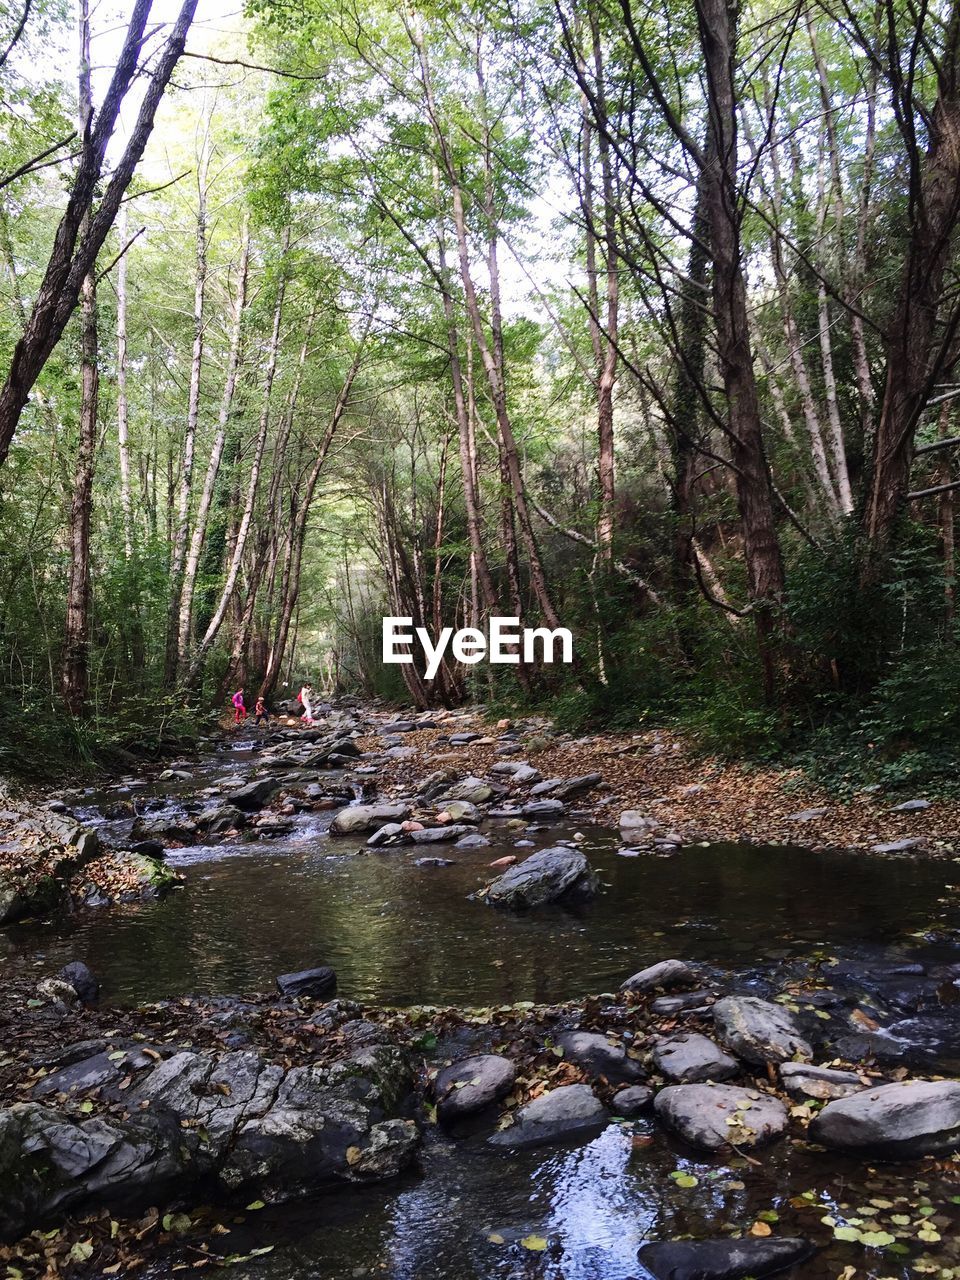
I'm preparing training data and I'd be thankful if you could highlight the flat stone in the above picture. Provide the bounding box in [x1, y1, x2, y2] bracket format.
[779, 1063, 864, 1101]
[618, 810, 658, 835]
[712, 996, 811, 1065]
[228, 778, 281, 812]
[653, 1034, 738, 1083]
[654, 1083, 789, 1152]
[520, 798, 565, 818]
[872, 837, 922, 853]
[891, 799, 930, 812]
[434, 1054, 515, 1123]
[787, 808, 829, 822]
[409, 824, 474, 844]
[488, 1083, 607, 1149]
[638, 1238, 817, 1280]
[555, 1031, 646, 1085]
[455, 833, 490, 849]
[438, 800, 481, 823]
[552, 773, 602, 800]
[367, 823, 408, 848]
[651, 991, 713, 1015]
[809, 1079, 960, 1158]
[621, 959, 699, 993]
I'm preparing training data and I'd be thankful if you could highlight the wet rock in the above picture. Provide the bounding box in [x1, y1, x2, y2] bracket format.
[438, 800, 481, 824]
[638, 1237, 817, 1280]
[488, 1083, 607, 1149]
[521, 798, 565, 819]
[552, 773, 602, 800]
[228, 778, 282, 812]
[653, 1034, 738, 1083]
[484, 846, 599, 909]
[409, 825, 474, 844]
[555, 1031, 646, 1085]
[621, 959, 699, 993]
[779, 1063, 864, 1101]
[434, 1054, 516, 1123]
[455, 833, 490, 849]
[129, 839, 167, 860]
[833, 1030, 909, 1062]
[712, 996, 812, 1065]
[414, 857, 453, 867]
[809, 1079, 960, 1158]
[197, 804, 247, 835]
[276, 967, 337, 999]
[68, 827, 100, 859]
[654, 1083, 789, 1152]
[131, 814, 198, 842]
[611, 1085, 653, 1116]
[366, 823, 408, 848]
[651, 991, 714, 1015]
[58, 961, 99, 1006]
[329, 803, 411, 835]
[0, 1102, 193, 1239]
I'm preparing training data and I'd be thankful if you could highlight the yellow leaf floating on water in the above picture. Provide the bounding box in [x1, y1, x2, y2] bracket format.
[487, 1233, 506, 1245]
[345, 1145, 362, 1165]
[749, 1221, 772, 1237]
[520, 1234, 548, 1252]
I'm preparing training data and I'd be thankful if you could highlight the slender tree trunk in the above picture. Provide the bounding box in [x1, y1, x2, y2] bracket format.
[116, 204, 133, 559]
[177, 215, 250, 669]
[165, 133, 210, 683]
[697, 0, 785, 692]
[62, 0, 98, 716]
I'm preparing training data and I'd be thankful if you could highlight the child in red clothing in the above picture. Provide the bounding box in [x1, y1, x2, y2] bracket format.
[231, 688, 247, 725]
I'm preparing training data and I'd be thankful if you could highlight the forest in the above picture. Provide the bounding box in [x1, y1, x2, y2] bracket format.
[2, 0, 960, 786]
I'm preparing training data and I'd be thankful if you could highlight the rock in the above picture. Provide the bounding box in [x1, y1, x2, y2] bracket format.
[276, 967, 337, 999]
[638, 1238, 817, 1280]
[36, 978, 79, 1009]
[414, 857, 453, 867]
[455, 833, 490, 849]
[409, 825, 474, 844]
[129, 840, 167, 860]
[621, 959, 698, 993]
[488, 1083, 607, 1149]
[787, 808, 829, 822]
[366, 823, 408, 848]
[712, 996, 811, 1065]
[228, 778, 281, 811]
[779, 1063, 864, 1101]
[484, 847, 599, 909]
[530, 777, 562, 796]
[611, 1085, 653, 1116]
[552, 773, 602, 800]
[511, 765, 542, 785]
[449, 733, 480, 746]
[58, 961, 99, 1006]
[68, 827, 100, 859]
[434, 1054, 516, 1123]
[521, 798, 565, 818]
[329, 803, 411, 835]
[438, 777, 495, 804]
[653, 1034, 738, 1083]
[198, 803, 248, 835]
[33, 1052, 122, 1098]
[809, 1079, 960, 1157]
[654, 1083, 789, 1152]
[651, 991, 714, 1015]
[381, 721, 415, 733]
[872, 837, 922, 853]
[131, 814, 197, 842]
[891, 798, 930, 812]
[438, 800, 481, 823]
[618, 810, 658, 835]
[556, 1031, 646, 1085]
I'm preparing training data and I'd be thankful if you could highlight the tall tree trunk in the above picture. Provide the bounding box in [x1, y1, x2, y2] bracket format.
[62, 0, 98, 716]
[165, 132, 210, 683]
[696, 0, 785, 692]
[177, 216, 250, 669]
[115, 204, 133, 559]
[864, 0, 960, 553]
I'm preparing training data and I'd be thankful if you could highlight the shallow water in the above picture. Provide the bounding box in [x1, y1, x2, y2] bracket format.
[5, 736, 960, 1278]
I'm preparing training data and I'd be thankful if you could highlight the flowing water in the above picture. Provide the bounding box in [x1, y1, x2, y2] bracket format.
[4, 736, 960, 1278]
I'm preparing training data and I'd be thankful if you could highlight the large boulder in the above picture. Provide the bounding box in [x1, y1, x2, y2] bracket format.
[228, 778, 281, 812]
[638, 1238, 817, 1280]
[434, 1054, 516, 1123]
[808, 1079, 960, 1158]
[621, 959, 698, 993]
[329, 803, 411, 835]
[653, 1034, 738, 1084]
[654, 1083, 789, 1152]
[712, 996, 812, 1065]
[488, 1084, 607, 1149]
[484, 847, 599, 909]
[276, 967, 337, 1000]
[555, 1031, 646, 1085]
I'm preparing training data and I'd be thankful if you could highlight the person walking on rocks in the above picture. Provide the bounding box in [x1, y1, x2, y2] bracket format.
[231, 688, 247, 726]
[298, 683, 314, 725]
[254, 695, 269, 728]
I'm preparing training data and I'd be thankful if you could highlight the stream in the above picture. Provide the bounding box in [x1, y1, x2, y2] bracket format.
[4, 729, 960, 1278]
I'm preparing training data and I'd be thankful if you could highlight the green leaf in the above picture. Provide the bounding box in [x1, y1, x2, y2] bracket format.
[246, 1200, 266, 1210]
[833, 1226, 862, 1243]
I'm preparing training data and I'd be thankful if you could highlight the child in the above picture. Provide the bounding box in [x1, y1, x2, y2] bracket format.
[254, 695, 268, 727]
[298, 683, 314, 725]
[231, 688, 247, 726]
